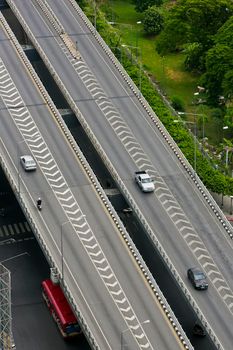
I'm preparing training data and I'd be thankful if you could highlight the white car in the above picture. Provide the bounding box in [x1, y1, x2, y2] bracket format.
[20, 155, 37, 171]
[135, 171, 155, 192]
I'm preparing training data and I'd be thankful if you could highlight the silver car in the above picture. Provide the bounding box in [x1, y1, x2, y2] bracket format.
[135, 171, 155, 192]
[20, 155, 37, 171]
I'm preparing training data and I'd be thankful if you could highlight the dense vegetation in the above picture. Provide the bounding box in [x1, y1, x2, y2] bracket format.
[77, 0, 233, 195]
[132, 0, 163, 12]
[156, 0, 233, 107]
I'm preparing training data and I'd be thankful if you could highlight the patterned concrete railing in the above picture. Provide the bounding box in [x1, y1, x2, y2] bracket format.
[35, 0, 65, 35]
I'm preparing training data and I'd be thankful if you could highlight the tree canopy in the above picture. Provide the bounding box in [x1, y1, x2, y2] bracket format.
[132, 0, 162, 13]
[202, 44, 233, 103]
[155, 0, 233, 108]
[142, 6, 164, 35]
[201, 16, 233, 105]
[156, 0, 233, 66]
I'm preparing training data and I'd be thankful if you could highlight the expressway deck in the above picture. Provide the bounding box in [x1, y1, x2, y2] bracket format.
[5, 1, 233, 349]
[0, 10, 189, 350]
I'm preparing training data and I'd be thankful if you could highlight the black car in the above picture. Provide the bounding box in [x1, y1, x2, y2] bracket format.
[193, 322, 206, 337]
[187, 267, 208, 290]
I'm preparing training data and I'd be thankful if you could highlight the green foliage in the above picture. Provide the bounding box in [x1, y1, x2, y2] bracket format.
[198, 17, 233, 115]
[76, 0, 87, 7]
[100, 3, 119, 22]
[206, 44, 233, 82]
[132, 0, 163, 13]
[210, 108, 224, 120]
[183, 42, 205, 72]
[156, 17, 188, 54]
[202, 44, 233, 104]
[142, 6, 164, 35]
[156, 32, 175, 54]
[206, 16, 233, 103]
[156, 0, 233, 67]
[183, 0, 232, 42]
[171, 95, 184, 111]
[223, 108, 233, 129]
[215, 16, 233, 48]
[222, 70, 233, 101]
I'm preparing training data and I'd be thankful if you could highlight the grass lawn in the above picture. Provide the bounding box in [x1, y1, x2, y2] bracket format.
[101, 0, 199, 110]
[110, 0, 141, 24]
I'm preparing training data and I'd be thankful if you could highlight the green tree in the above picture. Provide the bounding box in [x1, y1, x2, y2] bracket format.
[77, 0, 86, 7]
[143, 6, 164, 35]
[156, 17, 188, 54]
[199, 16, 233, 106]
[202, 16, 233, 106]
[184, 0, 232, 44]
[222, 70, 233, 101]
[215, 16, 233, 48]
[202, 44, 233, 104]
[132, 0, 162, 13]
[183, 42, 204, 71]
[156, 0, 233, 67]
[171, 95, 185, 111]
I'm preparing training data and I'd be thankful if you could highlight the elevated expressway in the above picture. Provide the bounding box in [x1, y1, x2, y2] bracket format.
[4, 0, 233, 349]
[5, 0, 233, 349]
[0, 9, 192, 350]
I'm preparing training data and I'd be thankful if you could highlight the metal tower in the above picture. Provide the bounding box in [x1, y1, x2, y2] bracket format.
[0, 263, 13, 350]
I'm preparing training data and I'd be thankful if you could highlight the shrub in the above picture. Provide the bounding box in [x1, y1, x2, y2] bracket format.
[143, 6, 164, 35]
[171, 95, 185, 111]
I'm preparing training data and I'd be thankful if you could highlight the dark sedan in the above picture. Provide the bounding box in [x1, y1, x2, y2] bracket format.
[187, 267, 208, 290]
